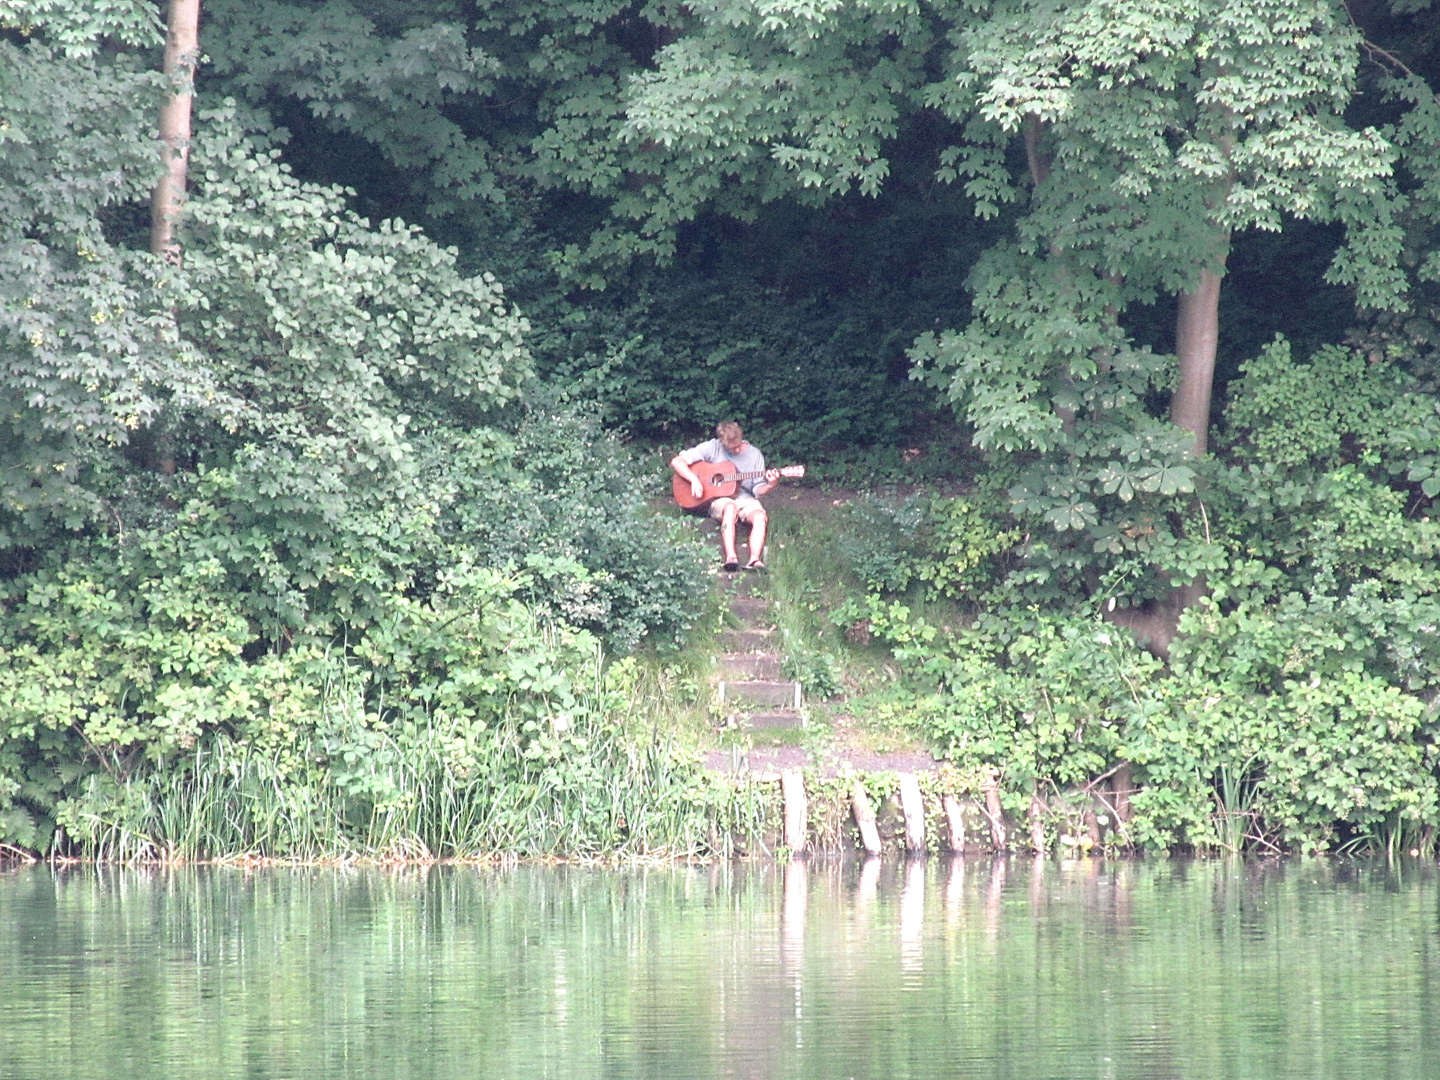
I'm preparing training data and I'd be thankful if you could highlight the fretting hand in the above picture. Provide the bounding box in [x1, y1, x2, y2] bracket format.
[764, 469, 780, 485]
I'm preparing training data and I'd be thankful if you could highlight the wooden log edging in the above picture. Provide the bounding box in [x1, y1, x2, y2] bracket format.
[850, 780, 882, 856]
[981, 768, 1007, 849]
[898, 773, 927, 855]
[942, 794, 966, 852]
[744, 765, 1134, 857]
[781, 768, 808, 855]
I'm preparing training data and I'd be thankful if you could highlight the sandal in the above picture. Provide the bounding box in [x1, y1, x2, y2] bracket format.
[722, 560, 741, 572]
[743, 560, 767, 572]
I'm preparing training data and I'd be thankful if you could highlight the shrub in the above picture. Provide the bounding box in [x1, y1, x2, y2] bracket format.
[837, 492, 1018, 599]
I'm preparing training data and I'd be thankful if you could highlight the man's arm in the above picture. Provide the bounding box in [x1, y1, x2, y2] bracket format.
[670, 453, 704, 501]
[751, 468, 781, 498]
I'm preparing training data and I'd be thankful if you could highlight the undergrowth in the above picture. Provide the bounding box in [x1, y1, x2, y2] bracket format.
[52, 649, 771, 863]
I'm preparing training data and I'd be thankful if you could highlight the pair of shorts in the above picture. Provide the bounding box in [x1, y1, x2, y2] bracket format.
[708, 496, 764, 522]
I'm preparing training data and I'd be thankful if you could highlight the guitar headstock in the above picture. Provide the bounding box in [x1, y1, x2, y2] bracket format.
[779, 465, 806, 478]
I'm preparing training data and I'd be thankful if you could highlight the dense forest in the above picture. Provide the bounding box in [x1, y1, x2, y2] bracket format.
[4, 0, 1440, 859]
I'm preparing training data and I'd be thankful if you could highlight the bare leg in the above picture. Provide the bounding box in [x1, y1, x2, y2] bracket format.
[719, 501, 740, 565]
[745, 508, 768, 566]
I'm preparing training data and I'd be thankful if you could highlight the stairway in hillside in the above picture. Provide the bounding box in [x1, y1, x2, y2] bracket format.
[715, 566, 803, 730]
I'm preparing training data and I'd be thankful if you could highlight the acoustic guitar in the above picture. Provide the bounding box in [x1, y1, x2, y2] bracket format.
[673, 461, 806, 511]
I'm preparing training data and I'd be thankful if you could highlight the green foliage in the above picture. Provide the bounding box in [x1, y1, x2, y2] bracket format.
[179, 103, 528, 467]
[821, 366, 1440, 853]
[847, 597, 1440, 854]
[205, 0, 505, 219]
[201, 0, 685, 271]
[781, 647, 843, 700]
[0, 39, 226, 543]
[0, 0, 161, 56]
[47, 644, 763, 861]
[837, 492, 1018, 599]
[451, 397, 712, 651]
[1147, 607, 1440, 853]
[0, 490, 709, 856]
[1387, 395, 1440, 499]
[528, 271, 953, 466]
[10, 0, 1440, 864]
[0, 32, 711, 856]
[880, 614, 1157, 793]
[1222, 337, 1426, 469]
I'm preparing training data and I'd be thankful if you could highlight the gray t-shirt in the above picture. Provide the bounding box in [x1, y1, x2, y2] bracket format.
[680, 438, 767, 498]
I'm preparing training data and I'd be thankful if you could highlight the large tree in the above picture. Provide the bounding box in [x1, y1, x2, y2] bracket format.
[624, 0, 1405, 437]
[615, 0, 1412, 640]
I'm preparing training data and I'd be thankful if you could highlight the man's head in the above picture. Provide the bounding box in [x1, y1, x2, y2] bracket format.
[715, 420, 744, 452]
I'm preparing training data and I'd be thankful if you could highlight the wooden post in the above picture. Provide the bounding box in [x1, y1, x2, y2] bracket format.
[942, 794, 966, 853]
[1029, 786, 1047, 853]
[850, 780, 882, 856]
[981, 769, 1006, 850]
[780, 769, 808, 855]
[898, 772, 926, 854]
[1112, 763, 1134, 825]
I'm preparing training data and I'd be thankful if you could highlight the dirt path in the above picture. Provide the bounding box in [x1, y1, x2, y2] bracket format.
[703, 742, 941, 778]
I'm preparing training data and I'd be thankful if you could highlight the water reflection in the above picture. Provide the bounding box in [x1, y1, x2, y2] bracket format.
[899, 858, 925, 976]
[944, 855, 964, 929]
[1, 857, 1438, 1079]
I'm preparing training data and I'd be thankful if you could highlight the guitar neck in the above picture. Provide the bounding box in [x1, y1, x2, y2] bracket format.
[718, 464, 802, 484]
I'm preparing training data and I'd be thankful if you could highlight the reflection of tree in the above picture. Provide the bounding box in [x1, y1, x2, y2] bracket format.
[2, 861, 1436, 1078]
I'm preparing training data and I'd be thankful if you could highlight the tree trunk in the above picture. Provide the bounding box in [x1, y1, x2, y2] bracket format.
[1169, 263, 1226, 455]
[1107, 259, 1227, 654]
[1105, 587, 1190, 657]
[151, 0, 202, 263]
[1024, 115, 1050, 189]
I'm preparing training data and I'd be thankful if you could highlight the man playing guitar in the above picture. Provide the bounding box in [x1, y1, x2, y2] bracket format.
[671, 421, 781, 571]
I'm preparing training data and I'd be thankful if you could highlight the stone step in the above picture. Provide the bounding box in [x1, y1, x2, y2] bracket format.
[742, 710, 804, 731]
[716, 570, 762, 597]
[717, 653, 783, 680]
[728, 597, 772, 628]
[719, 680, 802, 708]
[719, 628, 774, 653]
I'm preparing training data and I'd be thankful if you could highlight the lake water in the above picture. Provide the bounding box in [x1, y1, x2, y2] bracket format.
[2, 858, 1437, 1079]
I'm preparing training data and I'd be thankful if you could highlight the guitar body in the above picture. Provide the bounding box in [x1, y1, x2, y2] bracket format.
[673, 461, 806, 511]
[673, 460, 741, 511]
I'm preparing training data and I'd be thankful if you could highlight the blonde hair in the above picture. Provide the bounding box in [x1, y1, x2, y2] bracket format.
[715, 420, 743, 444]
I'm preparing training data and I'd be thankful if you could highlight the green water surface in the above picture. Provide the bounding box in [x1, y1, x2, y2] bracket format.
[1, 858, 1436, 1079]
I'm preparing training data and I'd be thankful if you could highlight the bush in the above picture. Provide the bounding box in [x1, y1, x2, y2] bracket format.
[48, 645, 763, 861]
[820, 345, 1440, 854]
[0, 106, 712, 855]
[837, 492, 1018, 599]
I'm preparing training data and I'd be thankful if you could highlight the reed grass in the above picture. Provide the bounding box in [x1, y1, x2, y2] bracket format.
[765, 504, 875, 690]
[57, 646, 772, 864]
